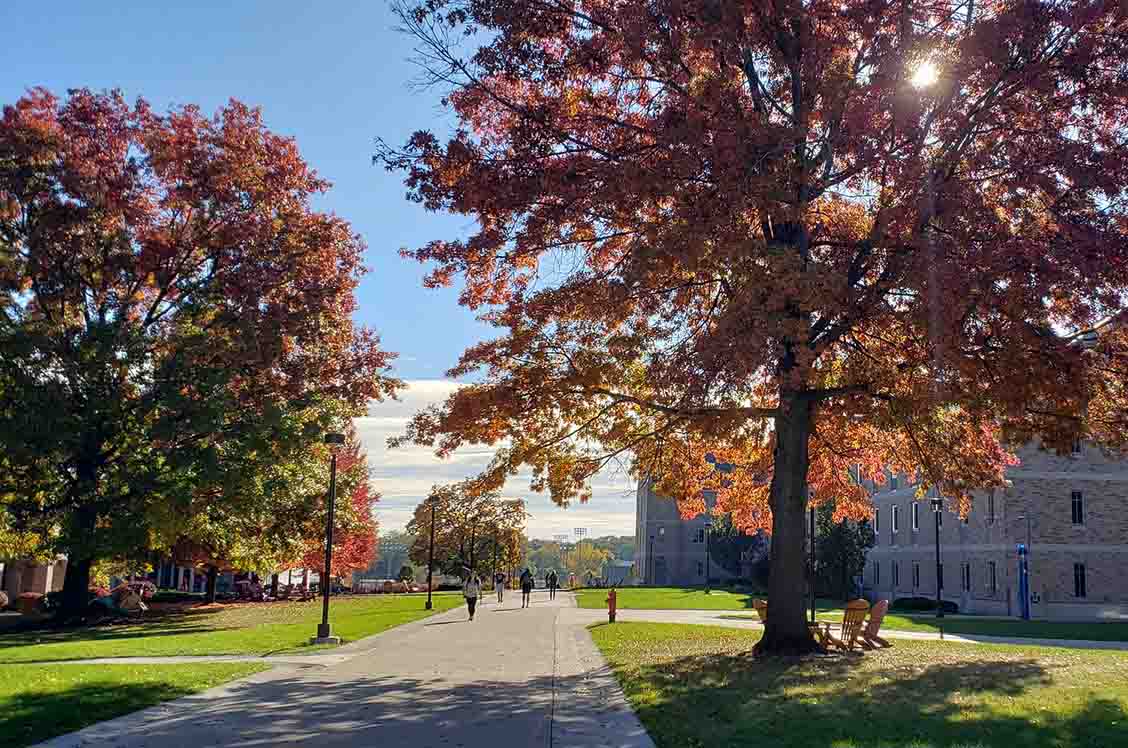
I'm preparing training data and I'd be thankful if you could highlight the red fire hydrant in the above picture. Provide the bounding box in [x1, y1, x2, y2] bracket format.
[606, 587, 617, 623]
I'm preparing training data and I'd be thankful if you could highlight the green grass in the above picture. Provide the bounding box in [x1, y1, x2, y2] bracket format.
[0, 662, 267, 748]
[591, 622, 1128, 748]
[0, 592, 463, 663]
[717, 611, 1128, 642]
[575, 586, 837, 612]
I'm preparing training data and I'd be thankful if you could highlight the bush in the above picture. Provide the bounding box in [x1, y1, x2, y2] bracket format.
[435, 583, 462, 592]
[150, 591, 206, 604]
[891, 596, 959, 614]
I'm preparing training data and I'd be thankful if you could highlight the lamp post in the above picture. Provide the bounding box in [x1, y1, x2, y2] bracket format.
[1015, 513, 1033, 620]
[648, 534, 655, 585]
[312, 432, 346, 644]
[425, 496, 438, 610]
[930, 496, 944, 619]
[703, 519, 713, 594]
[809, 506, 817, 624]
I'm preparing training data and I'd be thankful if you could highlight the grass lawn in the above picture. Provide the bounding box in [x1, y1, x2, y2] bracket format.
[1, 662, 267, 748]
[717, 611, 1128, 642]
[0, 592, 463, 663]
[574, 586, 837, 612]
[591, 622, 1128, 748]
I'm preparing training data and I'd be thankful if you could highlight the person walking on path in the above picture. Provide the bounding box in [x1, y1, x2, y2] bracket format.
[463, 573, 482, 621]
[494, 571, 506, 604]
[547, 569, 559, 601]
[520, 567, 534, 608]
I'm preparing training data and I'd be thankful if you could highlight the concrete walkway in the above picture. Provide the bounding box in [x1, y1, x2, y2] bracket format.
[33, 591, 654, 748]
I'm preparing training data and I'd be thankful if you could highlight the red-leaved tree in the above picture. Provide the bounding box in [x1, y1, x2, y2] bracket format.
[0, 89, 398, 616]
[380, 1, 1128, 653]
[287, 431, 380, 581]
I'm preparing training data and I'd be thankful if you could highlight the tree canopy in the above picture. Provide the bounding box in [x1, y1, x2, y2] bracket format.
[382, 1, 1128, 653]
[0, 88, 398, 613]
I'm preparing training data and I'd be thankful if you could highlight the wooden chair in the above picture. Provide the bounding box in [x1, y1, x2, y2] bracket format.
[814, 599, 870, 652]
[861, 599, 892, 649]
[752, 599, 769, 624]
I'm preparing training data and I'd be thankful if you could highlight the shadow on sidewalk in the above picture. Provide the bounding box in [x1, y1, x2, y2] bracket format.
[33, 669, 632, 747]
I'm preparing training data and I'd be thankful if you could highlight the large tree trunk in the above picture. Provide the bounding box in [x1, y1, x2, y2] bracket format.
[755, 395, 821, 657]
[59, 556, 92, 621]
[205, 565, 218, 604]
[270, 573, 279, 599]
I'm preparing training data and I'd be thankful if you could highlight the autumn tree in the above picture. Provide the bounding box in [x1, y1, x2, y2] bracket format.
[0, 89, 398, 616]
[562, 542, 611, 583]
[407, 483, 527, 580]
[381, 1, 1128, 653]
[284, 429, 380, 581]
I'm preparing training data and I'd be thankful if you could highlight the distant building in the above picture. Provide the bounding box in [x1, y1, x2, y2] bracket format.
[603, 559, 634, 586]
[863, 442, 1128, 621]
[0, 557, 66, 597]
[635, 480, 735, 586]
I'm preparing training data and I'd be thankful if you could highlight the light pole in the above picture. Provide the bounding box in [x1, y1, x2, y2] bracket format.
[931, 496, 944, 619]
[809, 505, 817, 624]
[1015, 513, 1033, 620]
[425, 496, 437, 610]
[648, 534, 655, 584]
[312, 432, 346, 644]
[703, 520, 713, 594]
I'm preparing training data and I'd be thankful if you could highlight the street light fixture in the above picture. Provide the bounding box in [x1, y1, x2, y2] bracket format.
[312, 431, 346, 644]
[1015, 513, 1034, 620]
[703, 519, 713, 594]
[425, 495, 439, 610]
[930, 496, 944, 619]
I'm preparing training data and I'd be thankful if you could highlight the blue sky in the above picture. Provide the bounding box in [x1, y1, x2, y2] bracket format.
[0, 2, 638, 538]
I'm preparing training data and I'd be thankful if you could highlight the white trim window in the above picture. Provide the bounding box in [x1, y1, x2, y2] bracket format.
[912, 502, 919, 532]
[892, 505, 900, 534]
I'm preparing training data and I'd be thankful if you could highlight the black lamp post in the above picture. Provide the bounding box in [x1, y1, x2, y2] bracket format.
[312, 432, 346, 644]
[931, 496, 944, 619]
[648, 534, 655, 584]
[425, 496, 437, 610]
[703, 520, 713, 594]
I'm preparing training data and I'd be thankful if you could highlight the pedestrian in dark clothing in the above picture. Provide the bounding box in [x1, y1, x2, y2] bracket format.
[494, 572, 506, 604]
[520, 568, 534, 608]
[547, 569, 559, 601]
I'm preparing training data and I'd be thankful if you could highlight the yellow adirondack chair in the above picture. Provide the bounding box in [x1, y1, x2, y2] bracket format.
[813, 599, 870, 652]
[862, 599, 893, 648]
[752, 599, 769, 624]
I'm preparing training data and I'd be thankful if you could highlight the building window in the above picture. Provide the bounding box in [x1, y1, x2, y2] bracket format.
[911, 502, 919, 531]
[961, 563, 971, 591]
[890, 474, 899, 490]
[658, 526, 665, 538]
[892, 505, 900, 534]
[696, 561, 704, 577]
[1071, 491, 1084, 525]
[987, 561, 997, 594]
[987, 491, 995, 524]
[892, 561, 900, 588]
[874, 509, 880, 534]
[692, 528, 705, 543]
[912, 562, 920, 589]
[1072, 437, 1083, 455]
[873, 560, 880, 586]
[1074, 563, 1087, 598]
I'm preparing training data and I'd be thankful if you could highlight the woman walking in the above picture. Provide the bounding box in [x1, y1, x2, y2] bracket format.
[494, 571, 506, 604]
[546, 569, 559, 601]
[463, 573, 482, 621]
[520, 567, 534, 608]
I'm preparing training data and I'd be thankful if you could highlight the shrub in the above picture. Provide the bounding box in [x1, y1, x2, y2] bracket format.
[891, 596, 959, 614]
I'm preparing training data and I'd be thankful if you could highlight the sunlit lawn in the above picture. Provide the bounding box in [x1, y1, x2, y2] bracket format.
[0, 592, 463, 663]
[574, 586, 837, 612]
[591, 622, 1128, 748]
[717, 611, 1128, 642]
[0, 662, 267, 748]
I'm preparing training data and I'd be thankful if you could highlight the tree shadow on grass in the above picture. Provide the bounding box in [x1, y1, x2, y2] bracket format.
[618, 647, 1127, 748]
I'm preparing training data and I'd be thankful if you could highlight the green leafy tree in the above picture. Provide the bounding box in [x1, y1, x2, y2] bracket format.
[815, 501, 876, 601]
[707, 515, 768, 579]
[0, 90, 397, 616]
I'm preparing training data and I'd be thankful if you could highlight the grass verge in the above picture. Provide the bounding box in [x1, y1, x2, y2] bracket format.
[575, 587, 839, 611]
[590, 622, 1128, 748]
[0, 662, 267, 748]
[0, 592, 463, 663]
[717, 611, 1128, 642]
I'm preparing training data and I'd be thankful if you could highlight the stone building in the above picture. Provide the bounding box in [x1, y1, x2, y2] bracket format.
[635, 480, 736, 586]
[863, 442, 1128, 621]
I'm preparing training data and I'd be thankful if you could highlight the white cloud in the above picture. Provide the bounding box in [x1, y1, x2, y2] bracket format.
[357, 379, 638, 539]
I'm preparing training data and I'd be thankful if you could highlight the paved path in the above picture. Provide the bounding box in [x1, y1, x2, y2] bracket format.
[34, 591, 654, 748]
